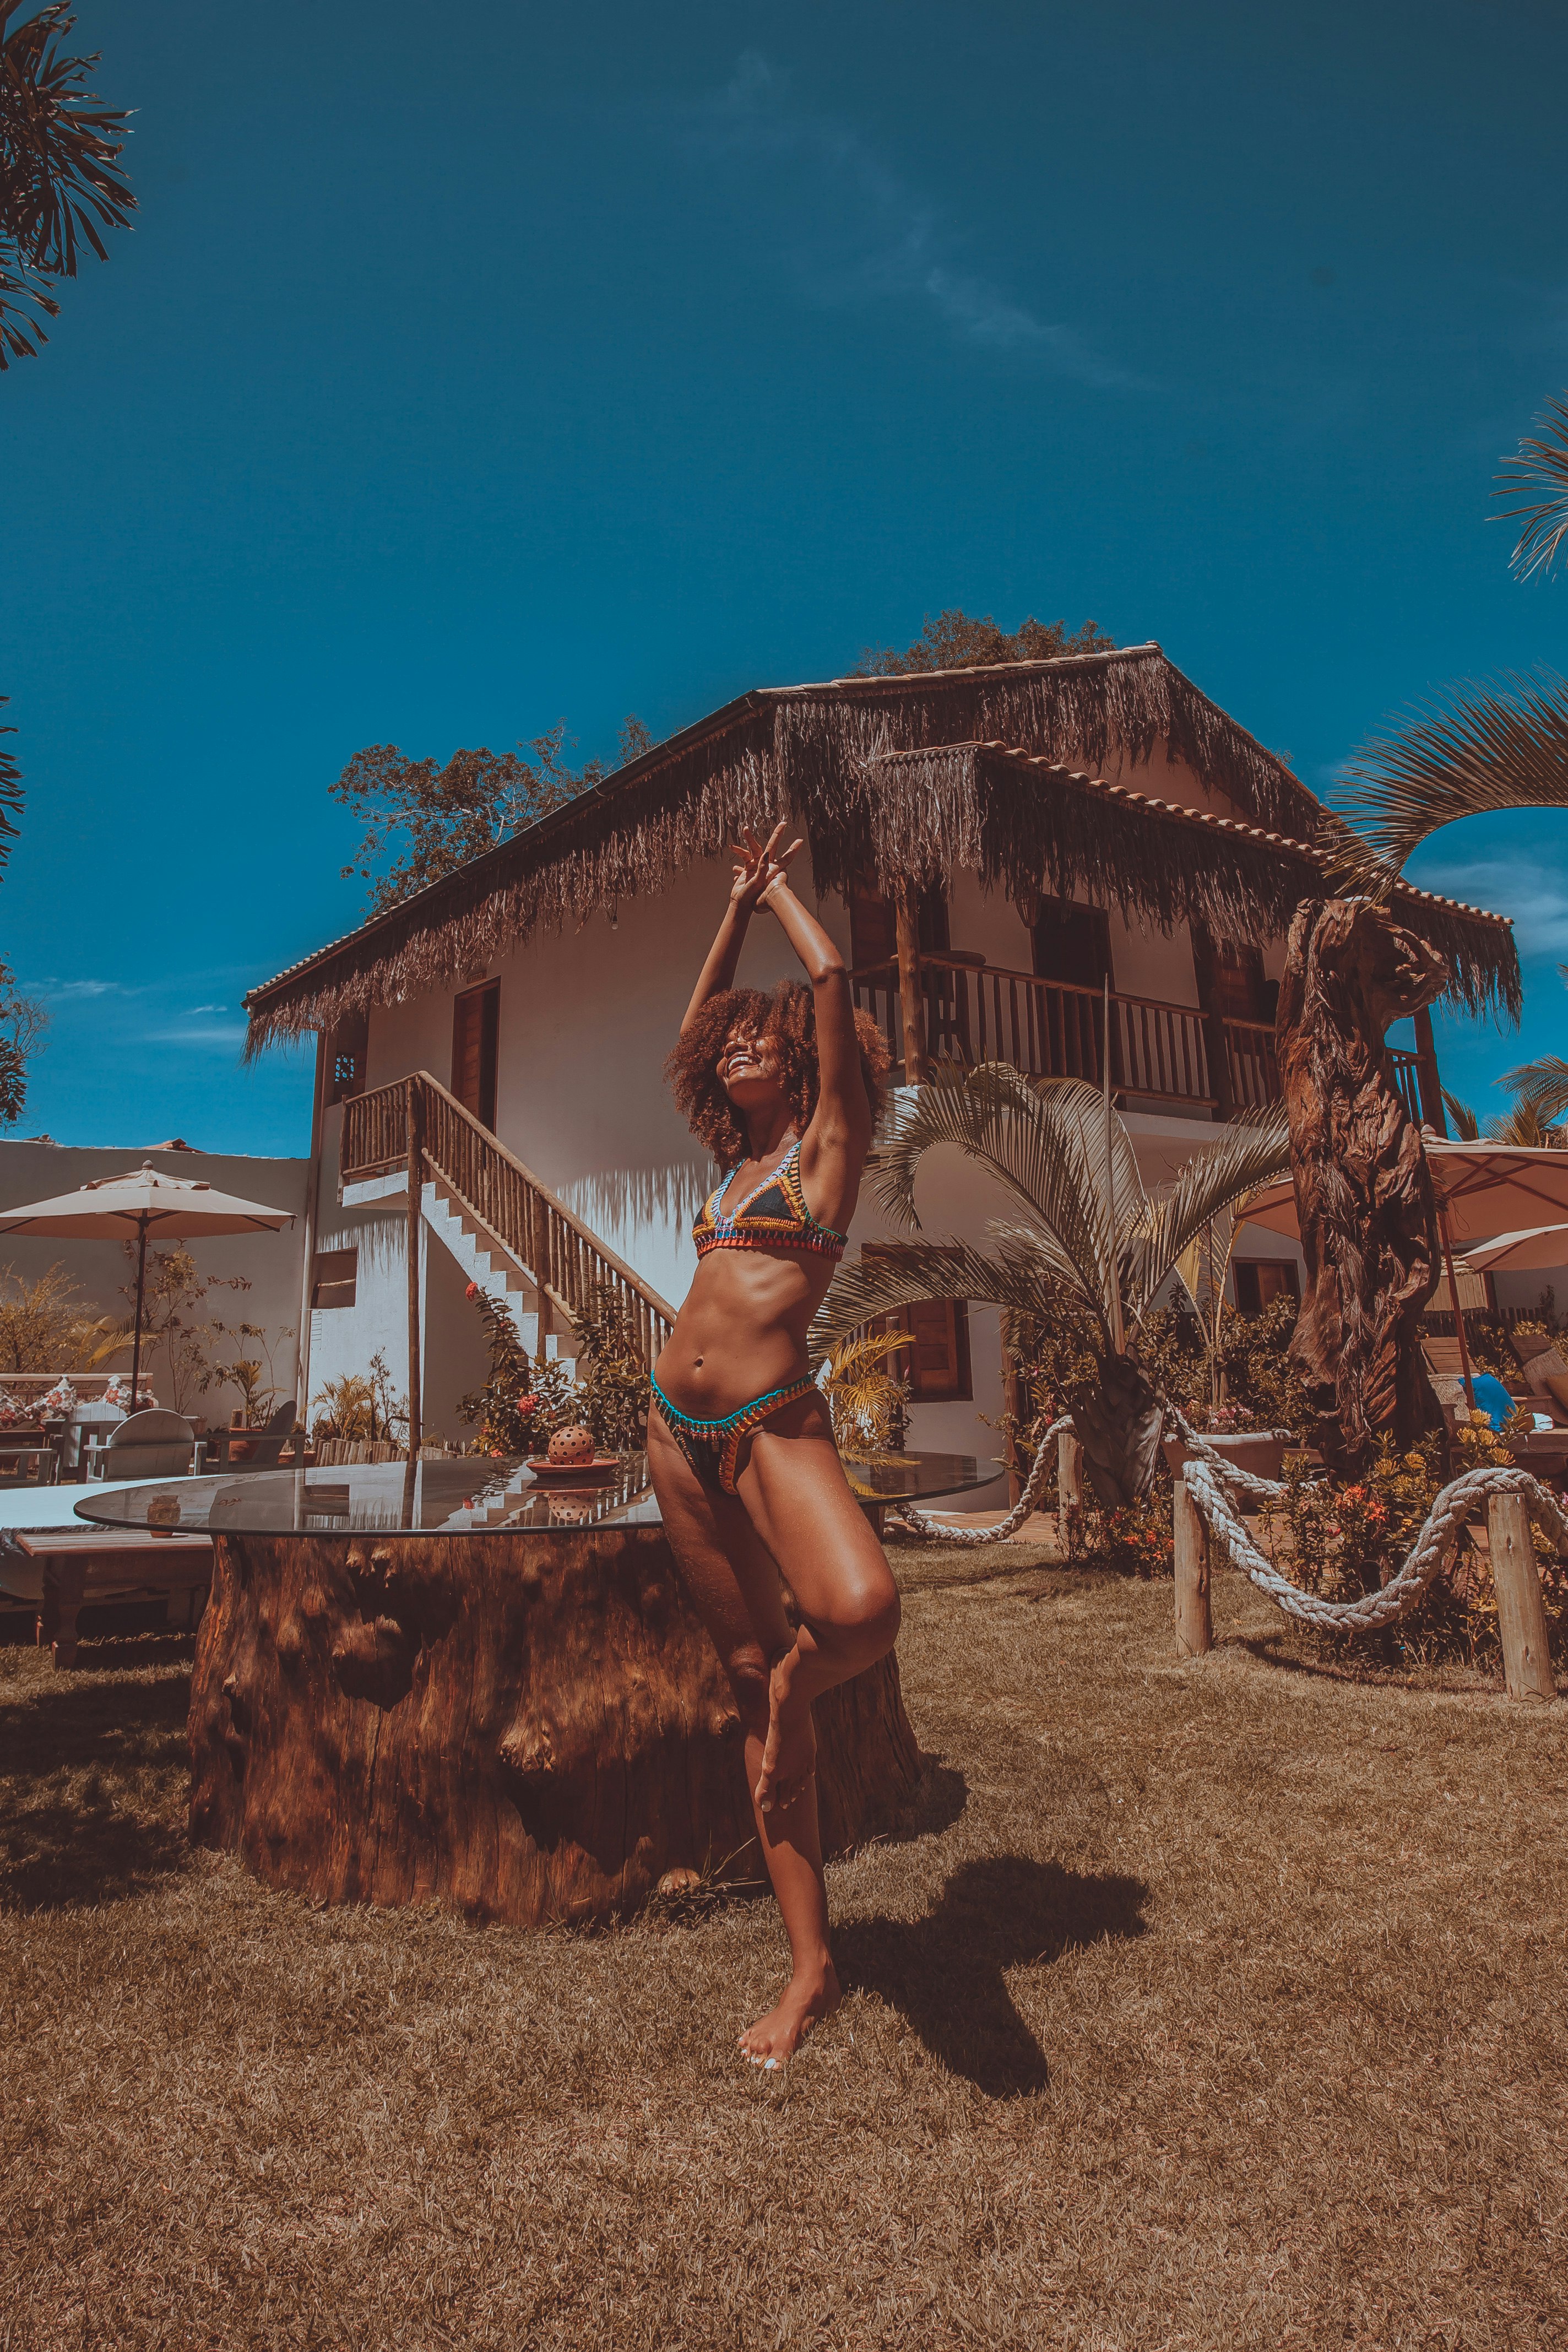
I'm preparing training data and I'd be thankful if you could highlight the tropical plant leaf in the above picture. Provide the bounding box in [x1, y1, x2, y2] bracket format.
[1441, 1088, 1482, 1141]
[1501, 1055, 1568, 1128]
[0, 0, 134, 369]
[810, 1237, 1062, 1366]
[1331, 671, 1568, 896]
[1497, 393, 1568, 582]
[1130, 1106, 1292, 1325]
[873, 1061, 1142, 1329]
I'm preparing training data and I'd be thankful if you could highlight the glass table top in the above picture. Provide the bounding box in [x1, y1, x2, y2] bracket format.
[72, 1450, 996, 1537]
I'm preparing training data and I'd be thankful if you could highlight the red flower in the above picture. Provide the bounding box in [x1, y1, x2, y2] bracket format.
[516, 1395, 537, 1416]
[465, 1282, 479, 1300]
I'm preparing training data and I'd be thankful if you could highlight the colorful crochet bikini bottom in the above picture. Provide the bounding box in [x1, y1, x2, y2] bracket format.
[649, 1373, 818, 1495]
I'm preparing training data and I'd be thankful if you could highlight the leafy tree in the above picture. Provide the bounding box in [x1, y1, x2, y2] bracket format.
[0, 1257, 121, 1370]
[117, 1243, 250, 1416]
[814, 1062, 1291, 1508]
[0, 1, 134, 367]
[333, 714, 655, 914]
[0, 953, 46, 1126]
[855, 608, 1116, 678]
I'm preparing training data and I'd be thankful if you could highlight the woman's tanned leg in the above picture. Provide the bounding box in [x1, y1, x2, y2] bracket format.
[735, 1388, 902, 1818]
[646, 1408, 842, 2063]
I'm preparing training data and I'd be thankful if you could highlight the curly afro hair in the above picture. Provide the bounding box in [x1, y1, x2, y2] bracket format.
[665, 983, 888, 1169]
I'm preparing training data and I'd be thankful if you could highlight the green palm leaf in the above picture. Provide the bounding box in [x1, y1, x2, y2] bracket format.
[1331, 671, 1568, 896]
[1502, 1055, 1568, 1128]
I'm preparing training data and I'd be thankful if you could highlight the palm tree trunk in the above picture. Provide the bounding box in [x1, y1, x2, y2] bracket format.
[1070, 1352, 1164, 1508]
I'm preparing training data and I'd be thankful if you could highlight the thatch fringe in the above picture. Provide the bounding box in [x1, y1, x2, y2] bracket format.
[852, 742, 1516, 1018]
[241, 647, 1462, 1050]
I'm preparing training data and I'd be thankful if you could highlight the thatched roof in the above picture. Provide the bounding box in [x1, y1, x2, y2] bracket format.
[244, 644, 1517, 1049]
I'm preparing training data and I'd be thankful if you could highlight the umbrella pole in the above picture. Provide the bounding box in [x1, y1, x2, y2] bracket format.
[1439, 1204, 1477, 1403]
[129, 1216, 149, 1403]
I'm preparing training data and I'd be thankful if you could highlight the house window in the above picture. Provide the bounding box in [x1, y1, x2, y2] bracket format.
[325, 1011, 368, 1105]
[872, 1296, 973, 1402]
[848, 878, 950, 969]
[1032, 899, 1113, 992]
[452, 979, 500, 1129]
[312, 1249, 358, 1310]
[1232, 1259, 1300, 1315]
[1194, 926, 1269, 1024]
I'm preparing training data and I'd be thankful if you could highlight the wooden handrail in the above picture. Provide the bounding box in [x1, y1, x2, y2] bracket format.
[343, 1072, 677, 1368]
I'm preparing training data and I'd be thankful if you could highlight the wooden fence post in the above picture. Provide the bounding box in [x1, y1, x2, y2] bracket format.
[1173, 1478, 1213, 1657]
[1486, 1491, 1555, 1703]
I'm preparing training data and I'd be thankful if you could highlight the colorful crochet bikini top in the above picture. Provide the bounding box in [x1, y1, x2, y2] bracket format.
[691, 1138, 848, 1264]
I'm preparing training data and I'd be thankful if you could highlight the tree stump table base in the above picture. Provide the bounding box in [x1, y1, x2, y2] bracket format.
[189, 1524, 921, 1927]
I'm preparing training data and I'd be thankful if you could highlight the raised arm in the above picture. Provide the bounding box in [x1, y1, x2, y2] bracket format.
[758, 871, 873, 1160]
[679, 820, 805, 1036]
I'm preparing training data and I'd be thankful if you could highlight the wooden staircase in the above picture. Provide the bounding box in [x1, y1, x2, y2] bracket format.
[340, 1071, 677, 1372]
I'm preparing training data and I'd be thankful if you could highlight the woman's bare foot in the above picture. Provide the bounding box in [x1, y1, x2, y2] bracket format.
[738, 1957, 841, 2067]
[754, 1654, 816, 1814]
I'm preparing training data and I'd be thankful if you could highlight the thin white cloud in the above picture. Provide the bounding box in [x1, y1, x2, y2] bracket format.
[32, 977, 124, 1000]
[696, 52, 1139, 389]
[186, 1003, 226, 1015]
[1412, 857, 1568, 960]
[147, 1025, 248, 1049]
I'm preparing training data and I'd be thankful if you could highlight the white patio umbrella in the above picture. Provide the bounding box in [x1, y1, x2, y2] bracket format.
[1239, 1140, 1568, 1392]
[0, 1164, 294, 1402]
[1452, 1223, 1568, 1276]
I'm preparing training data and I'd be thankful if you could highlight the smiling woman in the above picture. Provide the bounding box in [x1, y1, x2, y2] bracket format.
[648, 821, 898, 2070]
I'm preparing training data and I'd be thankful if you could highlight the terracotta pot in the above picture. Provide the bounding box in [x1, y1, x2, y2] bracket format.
[1161, 1429, 1287, 1484]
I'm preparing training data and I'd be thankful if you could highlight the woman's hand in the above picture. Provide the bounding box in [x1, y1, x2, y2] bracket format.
[729, 821, 805, 912]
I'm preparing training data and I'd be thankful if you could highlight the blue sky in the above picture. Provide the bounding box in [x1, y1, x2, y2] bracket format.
[7, 0, 1568, 1153]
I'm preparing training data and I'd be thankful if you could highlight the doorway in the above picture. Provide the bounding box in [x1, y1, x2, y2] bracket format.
[451, 979, 500, 1128]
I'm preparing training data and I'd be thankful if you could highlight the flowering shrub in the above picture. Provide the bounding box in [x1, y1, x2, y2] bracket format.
[1094, 1498, 1175, 1579]
[1261, 1423, 1568, 1671]
[1197, 1401, 1258, 1435]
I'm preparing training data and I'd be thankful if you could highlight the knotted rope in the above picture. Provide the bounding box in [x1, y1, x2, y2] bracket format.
[1183, 1455, 1568, 1632]
[892, 1398, 1568, 1635]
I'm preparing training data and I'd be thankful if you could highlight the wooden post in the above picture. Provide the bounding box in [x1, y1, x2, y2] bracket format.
[1413, 1004, 1447, 1136]
[893, 880, 929, 1083]
[1485, 1491, 1555, 1703]
[406, 1078, 424, 1464]
[1173, 1477, 1213, 1657]
[292, 1031, 327, 1438]
[1057, 1426, 1082, 1551]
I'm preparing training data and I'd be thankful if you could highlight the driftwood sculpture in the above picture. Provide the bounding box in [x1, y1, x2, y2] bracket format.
[189, 1522, 920, 1926]
[1277, 897, 1446, 1475]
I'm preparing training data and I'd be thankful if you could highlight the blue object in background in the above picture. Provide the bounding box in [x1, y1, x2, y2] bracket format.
[1463, 1374, 1515, 1433]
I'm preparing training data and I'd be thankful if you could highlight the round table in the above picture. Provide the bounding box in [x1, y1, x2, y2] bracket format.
[78, 1450, 992, 1929]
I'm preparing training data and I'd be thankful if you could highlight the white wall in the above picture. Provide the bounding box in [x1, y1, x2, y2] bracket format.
[0, 1140, 308, 1422]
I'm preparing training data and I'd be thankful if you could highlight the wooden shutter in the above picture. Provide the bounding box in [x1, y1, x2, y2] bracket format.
[451, 980, 500, 1128]
[1232, 1259, 1300, 1314]
[1032, 900, 1113, 990]
[848, 878, 950, 968]
[874, 1296, 973, 1401]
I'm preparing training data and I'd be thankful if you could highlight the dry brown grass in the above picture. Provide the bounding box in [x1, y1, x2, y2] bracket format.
[3, 1543, 1567, 2350]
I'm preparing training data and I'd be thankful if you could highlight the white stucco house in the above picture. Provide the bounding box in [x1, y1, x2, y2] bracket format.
[244, 645, 1516, 1504]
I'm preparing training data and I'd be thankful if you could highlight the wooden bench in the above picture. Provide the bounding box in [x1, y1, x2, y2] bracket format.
[18, 1527, 215, 1668]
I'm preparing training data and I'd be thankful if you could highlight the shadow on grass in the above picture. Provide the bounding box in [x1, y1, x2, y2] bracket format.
[835, 1855, 1148, 2098]
[0, 1662, 192, 1910]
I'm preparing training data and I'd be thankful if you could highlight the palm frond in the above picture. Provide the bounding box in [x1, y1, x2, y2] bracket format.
[1332, 671, 1568, 896]
[0, 0, 135, 368]
[873, 1061, 1141, 1328]
[1501, 1055, 1568, 1128]
[1482, 1096, 1568, 1149]
[1441, 1088, 1482, 1141]
[811, 1236, 1066, 1364]
[1128, 1107, 1293, 1323]
[1497, 393, 1568, 581]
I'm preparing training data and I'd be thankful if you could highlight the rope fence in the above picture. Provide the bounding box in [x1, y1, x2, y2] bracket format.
[890, 1397, 1564, 1698]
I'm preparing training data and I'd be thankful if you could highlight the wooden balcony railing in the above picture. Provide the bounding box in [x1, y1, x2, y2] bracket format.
[851, 955, 1227, 1109]
[342, 1072, 677, 1371]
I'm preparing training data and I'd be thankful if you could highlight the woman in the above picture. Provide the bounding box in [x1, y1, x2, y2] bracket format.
[650, 820, 902, 2066]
